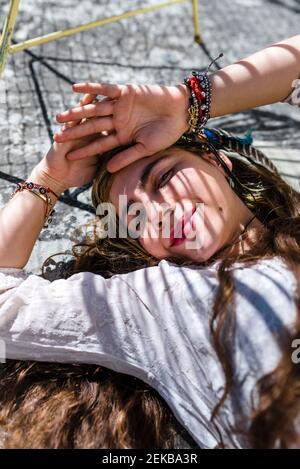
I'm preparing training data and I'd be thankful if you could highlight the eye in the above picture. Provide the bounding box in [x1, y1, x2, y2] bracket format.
[156, 168, 174, 190]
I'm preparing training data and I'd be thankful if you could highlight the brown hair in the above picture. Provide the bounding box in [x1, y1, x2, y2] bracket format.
[0, 360, 197, 449]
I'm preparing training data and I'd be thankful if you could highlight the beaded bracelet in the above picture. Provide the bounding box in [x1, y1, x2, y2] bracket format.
[12, 181, 60, 199]
[10, 181, 57, 228]
[183, 53, 223, 135]
[183, 71, 212, 134]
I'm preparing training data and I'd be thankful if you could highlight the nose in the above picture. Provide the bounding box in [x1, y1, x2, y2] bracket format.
[142, 200, 175, 243]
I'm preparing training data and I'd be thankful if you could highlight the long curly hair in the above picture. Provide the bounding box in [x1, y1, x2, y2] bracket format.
[66, 134, 300, 448]
[0, 360, 196, 449]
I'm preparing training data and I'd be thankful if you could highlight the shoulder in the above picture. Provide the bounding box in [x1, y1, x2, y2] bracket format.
[232, 256, 298, 307]
[169, 255, 298, 332]
[232, 257, 298, 349]
[233, 256, 297, 290]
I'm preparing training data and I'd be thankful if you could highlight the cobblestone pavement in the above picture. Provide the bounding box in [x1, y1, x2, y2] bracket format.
[0, 0, 299, 274]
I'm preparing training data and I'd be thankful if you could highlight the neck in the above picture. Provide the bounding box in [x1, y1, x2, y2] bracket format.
[217, 214, 264, 259]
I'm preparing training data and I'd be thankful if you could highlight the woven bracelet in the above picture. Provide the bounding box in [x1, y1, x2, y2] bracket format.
[10, 181, 57, 228]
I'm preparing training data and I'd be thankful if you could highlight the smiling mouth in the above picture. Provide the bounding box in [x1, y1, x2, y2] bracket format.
[169, 208, 196, 247]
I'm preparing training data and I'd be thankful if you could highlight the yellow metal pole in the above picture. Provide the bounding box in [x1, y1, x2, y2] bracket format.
[9, 0, 188, 54]
[192, 0, 203, 44]
[0, 0, 21, 77]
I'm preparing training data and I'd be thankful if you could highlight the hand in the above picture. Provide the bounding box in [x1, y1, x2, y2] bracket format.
[30, 94, 102, 192]
[30, 138, 100, 193]
[54, 82, 190, 173]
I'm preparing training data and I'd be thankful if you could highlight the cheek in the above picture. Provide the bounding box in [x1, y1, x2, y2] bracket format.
[191, 170, 232, 211]
[201, 205, 228, 240]
[172, 167, 215, 204]
[171, 170, 197, 198]
[138, 217, 166, 258]
[200, 173, 234, 232]
[139, 236, 165, 259]
[186, 170, 235, 253]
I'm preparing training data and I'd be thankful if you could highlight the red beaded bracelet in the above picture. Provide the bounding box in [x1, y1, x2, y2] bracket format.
[183, 53, 223, 135]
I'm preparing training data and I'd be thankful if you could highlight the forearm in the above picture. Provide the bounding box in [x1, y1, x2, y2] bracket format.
[0, 170, 64, 269]
[209, 34, 300, 118]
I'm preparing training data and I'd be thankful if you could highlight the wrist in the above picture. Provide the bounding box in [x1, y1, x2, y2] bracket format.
[173, 84, 191, 133]
[28, 166, 67, 197]
[208, 72, 221, 119]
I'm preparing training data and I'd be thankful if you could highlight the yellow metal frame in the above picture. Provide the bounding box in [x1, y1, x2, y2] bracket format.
[0, 0, 202, 78]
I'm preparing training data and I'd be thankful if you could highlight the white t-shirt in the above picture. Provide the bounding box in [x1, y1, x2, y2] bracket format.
[0, 256, 297, 448]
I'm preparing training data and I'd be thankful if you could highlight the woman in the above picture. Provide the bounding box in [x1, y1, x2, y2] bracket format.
[0, 35, 300, 448]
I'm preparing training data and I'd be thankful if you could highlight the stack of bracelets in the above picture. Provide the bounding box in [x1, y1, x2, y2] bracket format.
[183, 53, 223, 135]
[183, 70, 212, 134]
[10, 181, 58, 228]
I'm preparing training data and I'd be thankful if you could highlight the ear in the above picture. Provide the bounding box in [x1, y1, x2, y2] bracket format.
[204, 151, 233, 176]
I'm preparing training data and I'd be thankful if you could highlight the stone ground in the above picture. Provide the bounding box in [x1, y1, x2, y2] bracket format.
[0, 0, 299, 275]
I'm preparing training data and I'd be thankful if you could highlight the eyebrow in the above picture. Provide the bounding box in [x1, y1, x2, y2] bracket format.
[126, 153, 172, 212]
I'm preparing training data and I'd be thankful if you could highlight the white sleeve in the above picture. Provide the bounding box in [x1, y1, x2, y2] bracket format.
[0, 262, 182, 382]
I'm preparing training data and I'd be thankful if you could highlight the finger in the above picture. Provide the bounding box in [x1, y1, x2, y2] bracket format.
[78, 154, 100, 167]
[56, 101, 114, 124]
[101, 128, 115, 137]
[72, 82, 122, 99]
[54, 117, 114, 142]
[57, 94, 97, 130]
[106, 143, 148, 173]
[66, 133, 119, 160]
[80, 93, 98, 106]
[57, 94, 97, 128]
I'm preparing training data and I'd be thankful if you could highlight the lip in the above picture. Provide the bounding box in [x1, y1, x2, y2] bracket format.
[169, 207, 196, 247]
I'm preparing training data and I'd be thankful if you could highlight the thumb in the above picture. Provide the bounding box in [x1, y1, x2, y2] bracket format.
[106, 142, 149, 173]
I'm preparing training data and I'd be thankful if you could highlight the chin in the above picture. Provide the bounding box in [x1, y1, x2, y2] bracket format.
[182, 243, 217, 263]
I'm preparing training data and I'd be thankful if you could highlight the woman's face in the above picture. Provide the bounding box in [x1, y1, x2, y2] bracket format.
[108, 146, 248, 262]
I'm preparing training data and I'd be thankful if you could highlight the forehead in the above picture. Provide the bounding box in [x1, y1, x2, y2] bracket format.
[108, 147, 180, 208]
